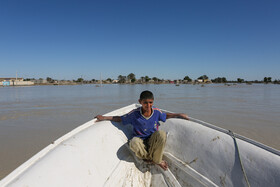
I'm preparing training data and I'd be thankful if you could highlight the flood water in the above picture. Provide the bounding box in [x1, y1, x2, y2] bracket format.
[1, 84, 280, 179]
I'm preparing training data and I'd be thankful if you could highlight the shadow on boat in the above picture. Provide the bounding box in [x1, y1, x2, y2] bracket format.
[110, 121, 134, 140]
[110, 121, 164, 176]
[231, 141, 249, 187]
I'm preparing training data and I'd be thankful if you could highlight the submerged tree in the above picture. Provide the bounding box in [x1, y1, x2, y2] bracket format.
[46, 77, 53, 83]
[152, 77, 159, 82]
[237, 78, 244, 83]
[212, 77, 227, 83]
[145, 76, 151, 83]
[118, 75, 126, 83]
[198, 75, 208, 80]
[76, 78, 84, 82]
[127, 73, 136, 83]
[183, 76, 192, 82]
[264, 77, 272, 83]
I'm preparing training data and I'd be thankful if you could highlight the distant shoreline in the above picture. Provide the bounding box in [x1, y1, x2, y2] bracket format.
[1, 82, 280, 87]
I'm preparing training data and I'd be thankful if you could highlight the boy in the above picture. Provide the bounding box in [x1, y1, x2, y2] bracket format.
[95, 90, 189, 170]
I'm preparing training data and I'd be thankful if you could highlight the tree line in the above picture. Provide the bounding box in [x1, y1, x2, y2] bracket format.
[25, 75, 280, 84]
[115, 74, 280, 84]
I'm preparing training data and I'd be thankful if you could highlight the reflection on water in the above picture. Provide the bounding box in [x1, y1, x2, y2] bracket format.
[0, 84, 280, 179]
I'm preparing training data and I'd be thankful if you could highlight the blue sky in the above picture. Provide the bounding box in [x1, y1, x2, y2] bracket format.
[0, 0, 279, 81]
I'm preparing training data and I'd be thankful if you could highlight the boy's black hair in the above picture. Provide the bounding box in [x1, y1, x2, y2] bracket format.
[140, 90, 154, 100]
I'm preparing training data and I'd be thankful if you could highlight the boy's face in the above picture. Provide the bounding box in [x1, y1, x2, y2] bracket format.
[139, 98, 154, 111]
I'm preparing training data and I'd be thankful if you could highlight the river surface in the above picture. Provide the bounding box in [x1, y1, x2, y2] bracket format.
[1, 84, 280, 179]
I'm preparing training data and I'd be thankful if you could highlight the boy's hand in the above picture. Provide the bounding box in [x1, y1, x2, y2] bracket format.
[95, 115, 105, 122]
[179, 113, 189, 120]
[166, 113, 189, 120]
[94, 115, 121, 122]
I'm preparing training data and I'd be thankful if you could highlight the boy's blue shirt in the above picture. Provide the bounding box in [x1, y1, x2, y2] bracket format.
[121, 106, 167, 139]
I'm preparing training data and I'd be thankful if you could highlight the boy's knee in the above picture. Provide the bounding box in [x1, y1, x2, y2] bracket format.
[156, 130, 166, 139]
[153, 130, 166, 142]
[129, 137, 148, 159]
[129, 137, 142, 147]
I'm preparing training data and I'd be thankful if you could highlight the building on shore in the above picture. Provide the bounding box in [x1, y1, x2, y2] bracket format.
[196, 79, 212, 84]
[0, 78, 34, 86]
[32, 79, 48, 84]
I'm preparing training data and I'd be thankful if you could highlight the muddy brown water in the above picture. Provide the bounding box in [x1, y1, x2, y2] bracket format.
[1, 84, 279, 179]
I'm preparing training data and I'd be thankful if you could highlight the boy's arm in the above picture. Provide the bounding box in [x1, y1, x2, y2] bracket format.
[166, 113, 189, 120]
[95, 115, 122, 122]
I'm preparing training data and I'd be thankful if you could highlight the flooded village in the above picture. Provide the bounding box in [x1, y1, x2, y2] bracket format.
[1, 74, 280, 87]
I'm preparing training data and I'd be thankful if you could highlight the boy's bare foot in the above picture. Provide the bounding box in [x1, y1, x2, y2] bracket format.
[142, 159, 168, 170]
[157, 160, 168, 170]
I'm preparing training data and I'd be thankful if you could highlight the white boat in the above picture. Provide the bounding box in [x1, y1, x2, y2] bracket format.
[1, 104, 279, 187]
